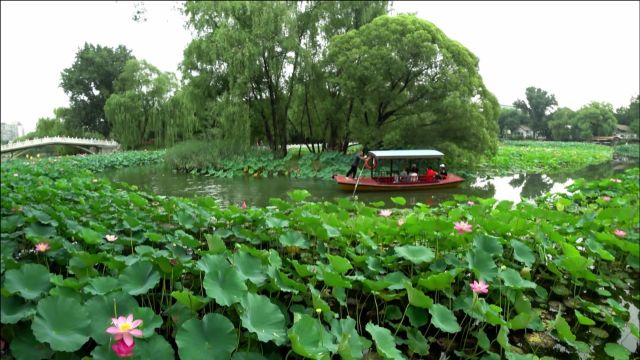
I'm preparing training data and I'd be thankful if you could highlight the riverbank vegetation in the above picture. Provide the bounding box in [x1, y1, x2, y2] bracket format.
[480, 141, 614, 176]
[1, 153, 638, 359]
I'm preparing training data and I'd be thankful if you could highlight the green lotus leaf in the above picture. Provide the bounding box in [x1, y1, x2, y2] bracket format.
[395, 245, 435, 264]
[265, 216, 289, 228]
[278, 231, 309, 249]
[196, 254, 228, 273]
[406, 306, 429, 327]
[404, 282, 433, 309]
[365, 322, 406, 360]
[320, 269, 352, 289]
[4, 263, 52, 300]
[574, 309, 596, 326]
[475, 329, 491, 350]
[330, 317, 370, 360]
[90, 344, 123, 360]
[203, 261, 247, 306]
[25, 223, 56, 239]
[467, 249, 498, 281]
[233, 251, 267, 285]
[134, 334, 175, 360]
[418, 272, 454, 291]
[474, 234, 503, 256]
[429, 304, 461, 333]
[79, 227, 102, 245]
[84, 276, 120, 295]
[510, 239, 536, 267]
[240, 292, 287, 345]
[382, 271, 410, 290]
[390, 196, 406, 205]
[10, 325, 53, 360]
[133, 307, 163, 338]
[507, 312, 532, 330]
[323, 224, 341, 238]
[85, 292, 138, 345]
[326, 254, 353, 274]
[231, 352, 269, 360]
[1, 295, 36, 324]
[171, 290, 210, 312]
[499, 269, 537, 289]
[309, 286, 332, 315]
[604, 343, 630, 360]
[406, 327, 429, 355]
[176, 313, 236, 360]
[119, 261, 161, 295]
[288, 313, 336, 359]
[31, 296, 91, 352]
[553, 314, 576, 343]
[287, 189, 311, 202]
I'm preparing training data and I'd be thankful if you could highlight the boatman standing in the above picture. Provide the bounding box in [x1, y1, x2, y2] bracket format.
[346, 150, 367, 178]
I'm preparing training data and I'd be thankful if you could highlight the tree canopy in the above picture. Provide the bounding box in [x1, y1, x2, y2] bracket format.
[513, 87, 557, 138]
[327, 14, 500, 165]
[60, 43, 134, 137]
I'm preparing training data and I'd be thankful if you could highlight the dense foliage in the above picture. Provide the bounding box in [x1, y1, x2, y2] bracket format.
[60, 43, 135, 137]
[1, 154, 638, 359]
[327, 15, 500, 167]
[480, 141, 613, 176]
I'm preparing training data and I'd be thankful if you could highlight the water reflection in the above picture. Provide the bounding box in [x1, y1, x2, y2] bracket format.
[104, 160, 637, 208]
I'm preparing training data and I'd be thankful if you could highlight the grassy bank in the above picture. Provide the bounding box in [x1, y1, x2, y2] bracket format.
[1, 154, 638, 359]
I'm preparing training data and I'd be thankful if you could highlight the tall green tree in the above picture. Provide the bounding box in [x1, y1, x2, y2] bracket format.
[513, 87, 557, 138]
[327, 14, 499, 165]
[105, 59, 193, 149]
[183, 1, 310, 157]
[288, 1, 389, 153]
[547, 107, 592, 141]
[498, 108, 528, 137]
[60, 43, 134, 137]
[574, 102, 617, 137]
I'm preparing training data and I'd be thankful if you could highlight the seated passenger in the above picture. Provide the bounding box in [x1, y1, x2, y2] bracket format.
[425, 167, 437, 182]
[399, 168, 408, 182]
[439, 164, 448, 179]
[410, 163, 419, 174]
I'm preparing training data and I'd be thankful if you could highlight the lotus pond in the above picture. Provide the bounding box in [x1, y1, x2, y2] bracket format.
[1, 153, 639, 360]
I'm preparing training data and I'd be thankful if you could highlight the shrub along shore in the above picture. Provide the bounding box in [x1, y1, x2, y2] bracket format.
[0, 151, 638, 359]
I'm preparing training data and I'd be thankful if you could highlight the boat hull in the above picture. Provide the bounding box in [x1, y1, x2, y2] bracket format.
[333, 174, 464, 192]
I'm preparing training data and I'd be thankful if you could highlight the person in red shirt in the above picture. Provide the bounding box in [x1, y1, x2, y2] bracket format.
[425, 167, 437, 182]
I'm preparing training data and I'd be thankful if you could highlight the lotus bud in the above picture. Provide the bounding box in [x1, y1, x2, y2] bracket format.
[520, 266, 531, 279]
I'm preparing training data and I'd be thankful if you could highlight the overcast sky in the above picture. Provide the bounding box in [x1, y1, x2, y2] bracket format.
[1, 1, 638, 133]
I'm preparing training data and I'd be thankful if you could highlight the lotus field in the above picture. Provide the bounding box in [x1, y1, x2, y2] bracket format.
[0, 153, 638, 359]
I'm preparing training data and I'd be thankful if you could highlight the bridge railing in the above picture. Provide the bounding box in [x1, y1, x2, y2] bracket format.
[1, 136, 120, 152]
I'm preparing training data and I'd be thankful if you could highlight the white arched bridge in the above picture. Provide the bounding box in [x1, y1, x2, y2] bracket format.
[1, 137, 120, 157]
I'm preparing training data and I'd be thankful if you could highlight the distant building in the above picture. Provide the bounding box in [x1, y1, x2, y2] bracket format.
[1, 122, 21, 143]
[614, 124, 638, 140]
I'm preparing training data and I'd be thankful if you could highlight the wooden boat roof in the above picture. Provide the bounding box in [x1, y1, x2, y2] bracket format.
[367, 149, 444, 160]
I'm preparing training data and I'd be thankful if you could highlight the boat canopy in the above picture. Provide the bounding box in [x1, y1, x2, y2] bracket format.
[367, 150, 444, 160]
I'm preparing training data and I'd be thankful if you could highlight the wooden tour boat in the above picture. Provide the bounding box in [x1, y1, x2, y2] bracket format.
[333, 149, 464, 192]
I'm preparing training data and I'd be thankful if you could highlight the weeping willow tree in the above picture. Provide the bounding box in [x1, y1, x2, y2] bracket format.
[105, 59, 197, 149]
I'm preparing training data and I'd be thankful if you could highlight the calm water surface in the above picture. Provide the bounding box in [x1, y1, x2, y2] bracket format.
[105, 161, 636, 208]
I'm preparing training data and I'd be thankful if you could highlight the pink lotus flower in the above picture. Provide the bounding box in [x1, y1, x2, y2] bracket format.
[35, 242, 50, 252]
[105, 234, 118, 242]
[241, 200, 247, 209]
[610, 178, 622, 183]
[454, 221, 472, 234]
[379, 209, 392, 217]
[470, 280, 489, 294]
[614, 229, 626, 238]
[602, 196, 611, 202]
[467, 201, 475, 206]
[111, 338, 135, 358]
[397, 218, 405, 226]
[106, 314, 143, 346]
